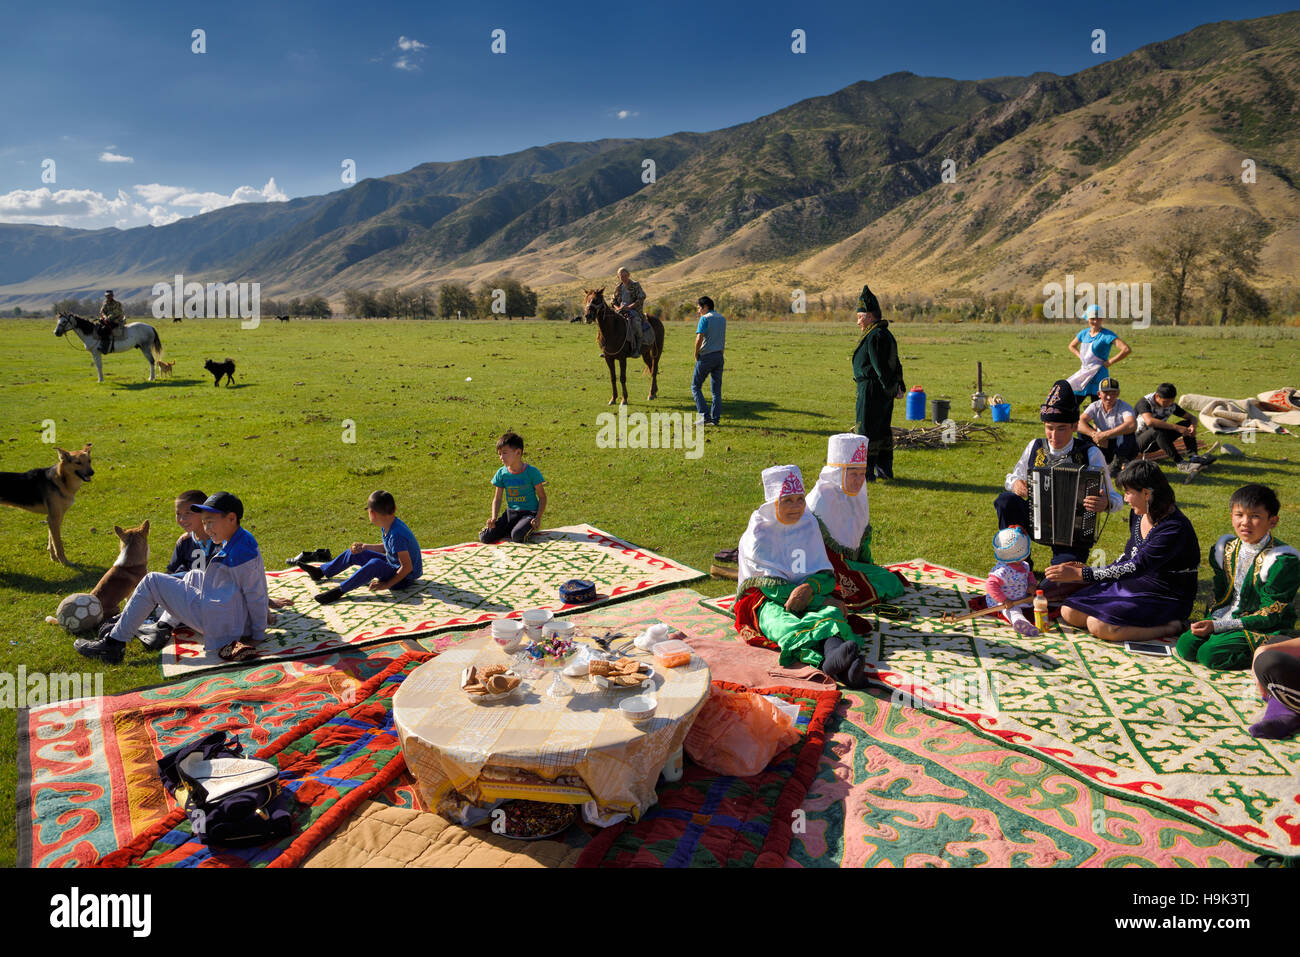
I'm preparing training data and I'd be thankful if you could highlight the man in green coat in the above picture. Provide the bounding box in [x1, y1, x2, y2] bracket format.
[852, 283, 905, 480]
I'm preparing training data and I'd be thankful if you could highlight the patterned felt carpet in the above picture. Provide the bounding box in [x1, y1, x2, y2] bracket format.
[702, 559, 1295, 858]
[22, 582, 1269, 867]
[161, 524, 704, 677]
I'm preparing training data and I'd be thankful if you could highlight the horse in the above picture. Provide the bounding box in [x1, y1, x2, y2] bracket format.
[583, 288, 663, 405]
[55, 313, 164, 382]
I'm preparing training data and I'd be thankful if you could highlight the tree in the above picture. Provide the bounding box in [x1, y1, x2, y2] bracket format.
[439, 282, 475, 319]
[1204, 221, 1265, 326]
[1141, 217, 1210, 326]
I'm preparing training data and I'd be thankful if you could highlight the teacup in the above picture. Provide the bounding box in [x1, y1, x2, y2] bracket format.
[543, 620, 575, 641]
[491, 619, 525, 652]
[521, 608, 553, 640]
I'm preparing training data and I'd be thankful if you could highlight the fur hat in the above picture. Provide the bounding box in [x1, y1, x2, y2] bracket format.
[857, 284, 882, 319]
[1040, 379, 1080, 423]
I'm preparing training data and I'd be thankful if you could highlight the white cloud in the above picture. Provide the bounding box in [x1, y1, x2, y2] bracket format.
[99, 151, 134, 163]
[615, 109, 639, 120]
[0, 187, 130, 225]
[0, 178, 287, 229]
[393, 35, 427, 70]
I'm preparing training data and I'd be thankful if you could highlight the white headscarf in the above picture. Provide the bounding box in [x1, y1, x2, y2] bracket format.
[807, 434, 870, 551]
[738, 465, 832, 586]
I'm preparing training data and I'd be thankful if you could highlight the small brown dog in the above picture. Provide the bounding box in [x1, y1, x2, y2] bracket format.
[91, 520, 151, 616]
[156, 360, 175, 378]
[0, 444, 94, 564]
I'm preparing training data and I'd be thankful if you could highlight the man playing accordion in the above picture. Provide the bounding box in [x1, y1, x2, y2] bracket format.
[994, 379, 1123, 569]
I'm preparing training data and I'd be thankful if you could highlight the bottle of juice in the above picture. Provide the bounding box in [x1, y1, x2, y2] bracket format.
[1033, 590, 1049, 632]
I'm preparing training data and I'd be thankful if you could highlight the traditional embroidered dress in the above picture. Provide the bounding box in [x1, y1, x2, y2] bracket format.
[734, 465, 857, 669]
[852, 284, 903, 479]
[806, 433, 906, 608]
[1177, 533, 1300, 670]
[1063, 507, 1200, 628]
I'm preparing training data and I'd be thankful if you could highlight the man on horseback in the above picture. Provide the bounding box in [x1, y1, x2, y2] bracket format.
[612, 268, 648, 354]
[97, 290, 124, 354]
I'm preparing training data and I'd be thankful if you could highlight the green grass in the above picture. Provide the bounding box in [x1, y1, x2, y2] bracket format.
[2, 317, 1298, 865]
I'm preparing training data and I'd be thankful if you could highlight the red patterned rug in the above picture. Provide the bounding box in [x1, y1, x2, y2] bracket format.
[577, 681, 840, 868]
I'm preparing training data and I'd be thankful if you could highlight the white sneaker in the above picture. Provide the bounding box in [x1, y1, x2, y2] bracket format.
[696, 414, 707, 426]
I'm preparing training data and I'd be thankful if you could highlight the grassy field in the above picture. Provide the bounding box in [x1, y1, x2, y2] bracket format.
[2, 316, 1298, 865]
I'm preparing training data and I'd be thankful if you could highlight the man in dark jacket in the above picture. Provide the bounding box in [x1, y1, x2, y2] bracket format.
[852, 284, 904, 480]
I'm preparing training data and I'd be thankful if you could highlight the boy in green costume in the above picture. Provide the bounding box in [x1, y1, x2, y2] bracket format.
[1177, 484, 1299, 670]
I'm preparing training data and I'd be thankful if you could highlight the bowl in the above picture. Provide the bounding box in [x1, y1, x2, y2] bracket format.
[521, 608, 553, 640]
[543, 619, 575, 641]
[491, 619, 526, 652]
[620, 695, 658, 723]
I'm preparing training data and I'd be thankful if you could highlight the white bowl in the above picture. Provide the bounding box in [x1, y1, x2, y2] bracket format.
[620, 695, 658, 723]
[543, 620, 575, 640]
[521, 608, 553, 639]
[491, 619, 526, 652]
[464, 671, 523, 704]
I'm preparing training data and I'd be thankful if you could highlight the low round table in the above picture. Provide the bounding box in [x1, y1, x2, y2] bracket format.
[393, 633, 711, 825]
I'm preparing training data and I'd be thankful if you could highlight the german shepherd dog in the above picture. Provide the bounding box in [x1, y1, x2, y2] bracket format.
[204, 358, 236, 387]
[90, 520, 150, 616]
[0, 444, 94, 565]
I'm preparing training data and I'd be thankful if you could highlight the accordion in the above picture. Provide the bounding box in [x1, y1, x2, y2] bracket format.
[1030, 465, 1103, 548]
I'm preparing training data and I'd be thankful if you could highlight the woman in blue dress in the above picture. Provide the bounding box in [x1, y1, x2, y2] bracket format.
[1045, 460, 1199, 642]
[1066, 304, 1131, 401]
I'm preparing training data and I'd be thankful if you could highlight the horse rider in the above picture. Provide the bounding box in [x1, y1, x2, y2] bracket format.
[97, 290, 124, 353]
[611, 267, 647, 354]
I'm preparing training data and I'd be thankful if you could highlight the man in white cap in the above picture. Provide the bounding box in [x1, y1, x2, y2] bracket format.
[734, 464, 870, 687]
[806, 433, 907, 608]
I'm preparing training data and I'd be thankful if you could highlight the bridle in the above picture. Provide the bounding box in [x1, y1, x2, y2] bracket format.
[588, 296, 629, 358]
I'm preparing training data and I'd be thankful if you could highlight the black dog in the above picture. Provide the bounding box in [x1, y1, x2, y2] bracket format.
[276, 315, 289, 323]
[204, 358, 236, 387]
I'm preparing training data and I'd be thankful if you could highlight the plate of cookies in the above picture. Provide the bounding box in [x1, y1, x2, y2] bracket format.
[588, 656, 656, 691]
[461, 664, 523, 702]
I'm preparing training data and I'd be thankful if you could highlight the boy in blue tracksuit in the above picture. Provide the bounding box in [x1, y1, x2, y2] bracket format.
[292, 489, 423, 604]
[75, 492, 269, 663]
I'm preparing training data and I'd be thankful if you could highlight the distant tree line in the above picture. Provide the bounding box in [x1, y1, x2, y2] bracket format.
[340, 277, 552, 320]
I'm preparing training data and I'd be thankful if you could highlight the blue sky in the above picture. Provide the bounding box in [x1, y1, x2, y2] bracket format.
[2, 0, 1293, 229]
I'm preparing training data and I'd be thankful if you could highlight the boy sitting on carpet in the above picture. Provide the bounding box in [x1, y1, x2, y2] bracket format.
[141, 489, 220, 649]
[1177, 484, 1299, 670]
[480, 431, 547, 544]
[806, 433, 907, 608]
[293, 490, 423, 605]
[76, 492, 269, 663]
[734, 465, 870, 688]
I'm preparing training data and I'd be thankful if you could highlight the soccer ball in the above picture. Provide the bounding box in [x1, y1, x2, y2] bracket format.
[56, 592, 104, 633]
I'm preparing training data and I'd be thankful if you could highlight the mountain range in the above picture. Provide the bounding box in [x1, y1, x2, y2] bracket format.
[2, 11, 1297, 311]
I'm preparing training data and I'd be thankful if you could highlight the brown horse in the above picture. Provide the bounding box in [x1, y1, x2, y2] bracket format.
[583, 288, 663, 405]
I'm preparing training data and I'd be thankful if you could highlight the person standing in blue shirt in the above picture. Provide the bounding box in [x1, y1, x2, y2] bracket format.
[692, 296, 726, 426]
[481, 431, 547, 543]
[294, 490, 423, 604]
[1067, 304, 1131, 402]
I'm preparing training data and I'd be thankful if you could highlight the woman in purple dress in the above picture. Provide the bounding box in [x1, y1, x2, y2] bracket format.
[1045, 460, 1200, 642]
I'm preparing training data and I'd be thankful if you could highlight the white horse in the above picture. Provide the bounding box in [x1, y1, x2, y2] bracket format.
[55, 313, 164, 382]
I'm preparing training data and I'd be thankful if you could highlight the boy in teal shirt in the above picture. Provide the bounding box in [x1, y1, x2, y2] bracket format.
[480, 431, 547, 543]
